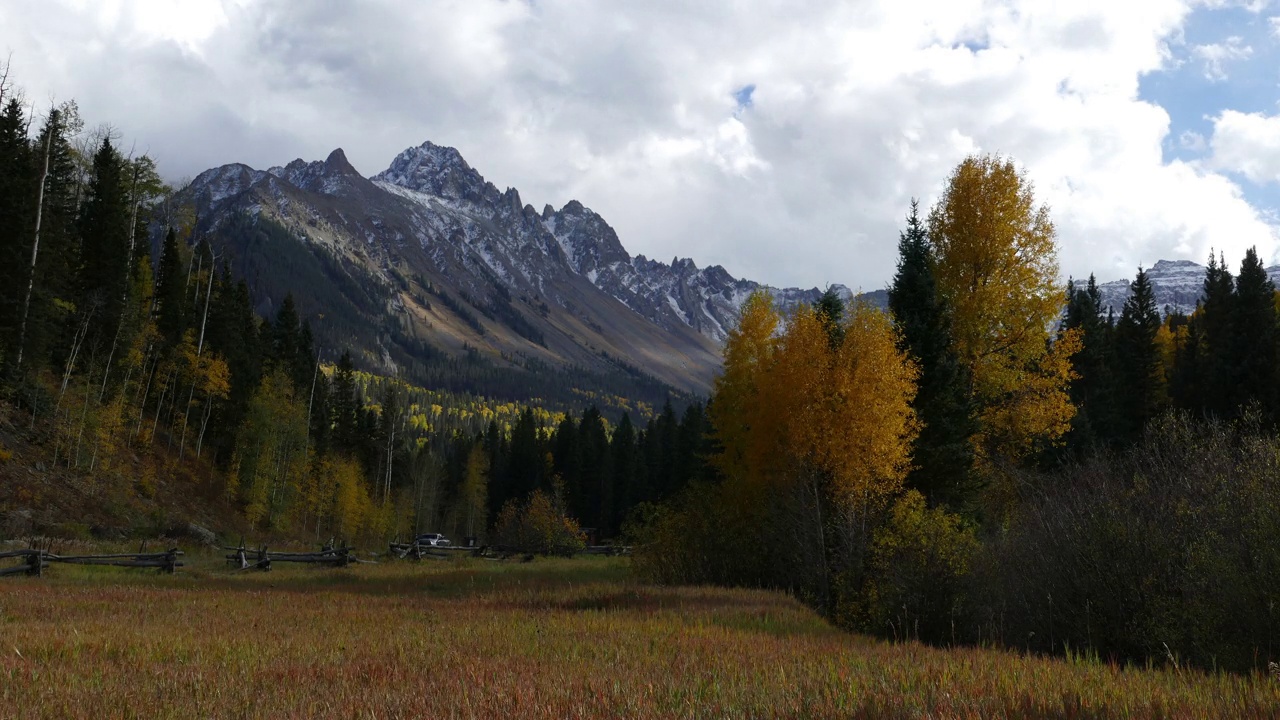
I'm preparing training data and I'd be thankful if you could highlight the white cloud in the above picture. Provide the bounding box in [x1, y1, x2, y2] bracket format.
[0, 0, 1275, 290]
[1191, 36, 1253, 81]
[1180, 130, 1208, 151]
[1210, 109, 1280, 183]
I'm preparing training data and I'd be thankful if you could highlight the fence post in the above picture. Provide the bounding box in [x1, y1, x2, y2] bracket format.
[25, 550, 42, 577]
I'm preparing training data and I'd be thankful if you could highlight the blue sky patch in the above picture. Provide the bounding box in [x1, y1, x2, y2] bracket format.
[1139, 4, 1280, 205]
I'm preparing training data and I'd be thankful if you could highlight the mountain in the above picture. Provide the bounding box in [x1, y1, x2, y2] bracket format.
[1094, 259, 1280, 317]
[178, 141, 862, 402]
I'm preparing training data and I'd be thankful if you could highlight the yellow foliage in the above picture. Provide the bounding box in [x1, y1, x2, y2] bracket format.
[929, 154, 1078, 461]
[327, 456, 372, 540]
[713, 292, 919, 513]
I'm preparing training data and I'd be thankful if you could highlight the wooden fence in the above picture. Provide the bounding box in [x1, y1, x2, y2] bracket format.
[0, 547, 183, 576]
[224, 542, 355, 571]
[387, 541, 630, 560]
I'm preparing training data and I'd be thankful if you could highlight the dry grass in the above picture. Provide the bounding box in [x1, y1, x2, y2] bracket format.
[0, 555, 1276, 718]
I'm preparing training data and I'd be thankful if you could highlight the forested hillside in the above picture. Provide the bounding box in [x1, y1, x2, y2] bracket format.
[0, 72, 702, 545]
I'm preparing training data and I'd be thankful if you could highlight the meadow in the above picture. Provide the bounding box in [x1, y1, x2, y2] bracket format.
[0, 554, 1277, 719]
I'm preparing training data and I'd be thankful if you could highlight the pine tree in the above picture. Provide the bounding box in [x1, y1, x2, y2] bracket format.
[0, 98, 32, 356]
[1112, 268, 1164, 444]
[813, 286, 846, 349]
[887, 200, 976, 510]
[507, 407, 544, 500]
[75, 137, 134, 355]
[576, 406, 611, 535]
[1230, 247, 1276, 419]
[1200, 251, 1234, 418]
[331, 350, 360, 456]
[154, 227, 188, 347]
[610, 412, 638, 532]
[20, 107, 79, 375]
[1060, 275, 1116, 452]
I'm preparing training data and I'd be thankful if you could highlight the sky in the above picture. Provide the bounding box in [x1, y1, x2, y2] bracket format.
[3, 0, 1280, 293]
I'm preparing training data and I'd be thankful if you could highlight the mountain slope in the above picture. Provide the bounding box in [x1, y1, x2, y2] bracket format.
[179, 142, 854, 401]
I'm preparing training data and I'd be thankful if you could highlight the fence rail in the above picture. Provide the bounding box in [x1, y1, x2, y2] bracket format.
[223, 543, 355, 571]
[0, 548, 183, 576]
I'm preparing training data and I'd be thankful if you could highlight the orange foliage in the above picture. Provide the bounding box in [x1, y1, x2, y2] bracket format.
[712, 292, 919, 512]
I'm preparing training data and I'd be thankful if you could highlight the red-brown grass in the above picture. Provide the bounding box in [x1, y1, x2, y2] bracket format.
[0, 556, 1275, 718]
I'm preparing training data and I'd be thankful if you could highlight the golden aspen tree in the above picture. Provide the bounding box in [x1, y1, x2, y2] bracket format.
[929, 154, 1080, 461]
[710, 291, 781, 486]
[458, 444, 489, 540]
[712, 294, 919, 513]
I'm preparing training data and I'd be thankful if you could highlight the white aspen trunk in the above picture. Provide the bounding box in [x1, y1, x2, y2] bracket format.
[196, 252, 215, 355]
[16, 115, 53, 372]
[97, 163, 142, 400]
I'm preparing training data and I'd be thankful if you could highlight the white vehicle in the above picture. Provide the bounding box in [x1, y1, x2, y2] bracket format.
[414, 533, 450, 547]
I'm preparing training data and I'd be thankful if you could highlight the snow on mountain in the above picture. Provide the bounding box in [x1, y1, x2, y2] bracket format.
[369, 141, 861, 344]
[1094, 259, 1280, 317]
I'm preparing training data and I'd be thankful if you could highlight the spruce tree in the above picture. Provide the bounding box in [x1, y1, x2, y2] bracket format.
[610, 412, 638, 531]
[576, 406, 611, 535]
[1112, 268, 1164, 444]
[331, 350, 360, 457]
[75, 137, 134, 354]
[1200, 251, 1235, 418]
[507, 407, 544, 500]
[1060, 275, 1116, 452]
[1230, 247, 1276, 419]
[0, 98, 32, 353]
[813, 286, 845, 349]
[887, 199, 976, 510]
[154, 227, 188, 347]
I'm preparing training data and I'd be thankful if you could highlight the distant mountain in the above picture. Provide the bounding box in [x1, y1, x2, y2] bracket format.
[178, 141, 865, 400]
[1094, 259, 1280, 317]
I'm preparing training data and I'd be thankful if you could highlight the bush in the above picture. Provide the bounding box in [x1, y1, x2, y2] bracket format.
[970, 412, 1280, 671]
[850, 490, 978, 643]
[492, 489, 586, 557]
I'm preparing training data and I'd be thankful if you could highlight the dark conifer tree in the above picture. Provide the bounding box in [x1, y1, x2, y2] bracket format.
[154, 227, 188, 347]
[813, 286, 846, 349]
[22, 109, 79, 375]
[610, 412, 638, 530]
[576, 406, 611, 534]
[1230, 247, 1277, 419]
[0, 98, 32, 355]
[75, 137, 134, 354]
[331, 350, 360, 457]
[1200, 251, 1235, 418]
[551, 411, 581, 516]
[507, 407, 544, 499]
[887, 199, 976, 510]
[675, 401, 710, 495]
[653, 400, 679, 499]
[1060, 275, 1116, 453]
[1112, 267, 1164, 444]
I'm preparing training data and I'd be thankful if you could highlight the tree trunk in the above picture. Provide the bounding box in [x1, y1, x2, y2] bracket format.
[16, 114, 53, 372]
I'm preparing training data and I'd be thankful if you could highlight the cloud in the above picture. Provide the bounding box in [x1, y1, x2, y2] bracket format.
[1210, 109, 1280, 183]
[1191, 36, 1253, 81]
[1180, 130, 1208, 151]
[0, 0, 1276, 290]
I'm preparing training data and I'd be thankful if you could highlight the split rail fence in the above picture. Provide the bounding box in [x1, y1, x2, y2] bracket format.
[0, 547, 183, 576]
[224, 542, 355, 571]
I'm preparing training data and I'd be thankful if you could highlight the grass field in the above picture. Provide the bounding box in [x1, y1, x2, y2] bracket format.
[0, 553, 1277, 718]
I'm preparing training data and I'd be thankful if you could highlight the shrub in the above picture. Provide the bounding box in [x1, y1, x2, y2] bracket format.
[492, 489, 586, 556]
[851, 490, 978, 643]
